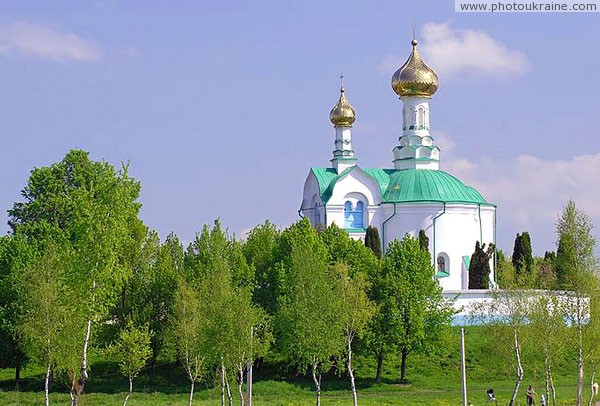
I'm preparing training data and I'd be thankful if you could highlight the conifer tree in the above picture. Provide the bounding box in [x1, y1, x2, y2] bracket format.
[468, 241, 495, 289]
[364, 226, 382, 259]
[512, 232, 533, 276]
[418, 229, 429, 253]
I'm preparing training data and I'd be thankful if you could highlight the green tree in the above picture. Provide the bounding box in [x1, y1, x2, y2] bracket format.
[555, 200, 597, 290]
[468, 241, 495, 289]
[527, 292, 568, 406]
[553, 201, 598, 405]
[512, 232, 534, 277]
[113, 323, 152, 406]
[0, 235, 27, 386]
[471, 288, 530, 406]
[364, 226, 382, 259]
[8, 150, 147, 405]
[374, 235, 454, 382]
[276, 243, 344, 406]
[124, 231, 182, 368]
[243, 221, 281, 316]
[333, 262, 375, 406]
[16, 239, 78, 406]
[171, 279, 206, 406]
[418, 229, 429, 253]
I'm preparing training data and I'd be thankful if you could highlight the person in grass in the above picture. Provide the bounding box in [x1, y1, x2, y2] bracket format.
[526, 385, 536, 405]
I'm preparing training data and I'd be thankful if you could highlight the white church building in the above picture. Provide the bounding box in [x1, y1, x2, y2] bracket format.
[300, 39, 497, 292]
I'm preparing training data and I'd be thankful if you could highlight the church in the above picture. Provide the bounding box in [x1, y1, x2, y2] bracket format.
[300, 38, 496, 292]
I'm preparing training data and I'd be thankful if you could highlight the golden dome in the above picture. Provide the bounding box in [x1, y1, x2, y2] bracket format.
[391, 39, 439, 98]
[329, 84, 356, 127]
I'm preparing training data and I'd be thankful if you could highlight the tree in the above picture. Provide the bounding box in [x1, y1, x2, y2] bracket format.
[8, 150, 147, 405]
[243, 221, 281, 316]
[16, 239, 77, 406]
[333, 262, 375, 406]
[512, 232, 534, 277]
[374, 235, 455, 382]
[418, 229, 429, 253]
[113, 324, 152, 406]
[471, 288, 530, 406]
[0, 235, 27, 387]
[527, 291, 568, 405]
[555, 200, 597, 290]
[468, 241, 495, 289]
[276, 243, 345, 406]
[364, 226, 382, 259]
[123, 232, 182, 368]
[172, 279, 206, 406]
[554, 200, 598, 406]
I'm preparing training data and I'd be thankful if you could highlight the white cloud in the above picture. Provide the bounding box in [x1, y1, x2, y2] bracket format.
[440, 142, 600, 254]
[378, 22, 529, 80]
[0, 22, 101, 62]
[421, 22, 530, 79]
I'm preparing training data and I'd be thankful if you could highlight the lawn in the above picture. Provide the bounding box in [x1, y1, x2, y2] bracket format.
[0, 327, 589, 405]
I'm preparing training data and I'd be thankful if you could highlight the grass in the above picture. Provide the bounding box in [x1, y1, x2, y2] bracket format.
[0, 327, 590, 405]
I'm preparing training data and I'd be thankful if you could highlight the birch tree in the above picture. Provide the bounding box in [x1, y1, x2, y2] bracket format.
[8, 150, 146, 405]
[471, 288, 530, 406]
[113, 324, 152, 406]
[554, 200, 598, 406]
[333, 262, 374, 406]
[172, 279, 206, 406]
[276, 243, 344, 406]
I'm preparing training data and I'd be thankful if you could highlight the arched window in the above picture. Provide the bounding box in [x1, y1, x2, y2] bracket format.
[437, 253, 450, 277]
[314, 202, 320, 225]
[344, 201, 364, 229]
[418, 107, 425, 128]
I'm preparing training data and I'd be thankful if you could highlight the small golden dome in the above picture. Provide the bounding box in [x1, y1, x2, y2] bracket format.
[329, 84, 356, 127]
[391, 39, 439, 98]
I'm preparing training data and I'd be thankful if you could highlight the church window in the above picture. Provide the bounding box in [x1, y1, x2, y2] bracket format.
[314, 202, 320, 225]
[344, 200, 364, 229]
[437, 253, 449, 277]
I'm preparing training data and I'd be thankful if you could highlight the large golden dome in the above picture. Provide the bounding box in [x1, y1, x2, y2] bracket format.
[329, 84, 356, 127]
[391, 39, 439, 98]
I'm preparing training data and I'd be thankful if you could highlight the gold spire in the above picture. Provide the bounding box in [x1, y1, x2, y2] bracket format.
[329, 74, 356, 127]
[391, 38, 439, 98]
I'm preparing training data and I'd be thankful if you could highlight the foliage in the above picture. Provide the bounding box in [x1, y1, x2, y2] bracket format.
[371, 234, 455, 382]
[7, 149, 147, 404]
[555, 200, 597, 290]
[418, 230, 429, 253]
[364, 226, 382, 260]
[468, 241, 495, 289]
[243, 221, 281, 316]
[123, 232, 182, 367]
[512, 232, 533, 277]
[113, 323, 152, 405]
[275, 242, 344, 401]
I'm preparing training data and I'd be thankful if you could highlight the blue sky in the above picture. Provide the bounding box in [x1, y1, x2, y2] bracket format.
[0, 0, 598, 255]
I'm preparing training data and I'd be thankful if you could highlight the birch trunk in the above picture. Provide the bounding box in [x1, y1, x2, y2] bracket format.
[311, 363, 321, 406]
[347, 338, 358, 406]
[545, 355, 550, 405]
[509, 329, 524, 406]
[123, 376, 132, 406]
[238, 367, 245, 406]
[221, 360, 226, 406]
[70, 318, 92, 406]
[188, 381, 194, 406]
[44, 362, 51, 406]
[226, 377, 233, 406]
[588, 371, 595, 406]
[578, 323, 584, 406]
[550, 373, 556, 406]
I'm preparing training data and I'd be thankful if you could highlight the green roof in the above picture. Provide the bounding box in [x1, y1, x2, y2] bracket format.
[310, 167, 492, 206]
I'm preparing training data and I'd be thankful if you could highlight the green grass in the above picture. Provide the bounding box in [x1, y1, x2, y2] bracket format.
[0, 327, 590, 405]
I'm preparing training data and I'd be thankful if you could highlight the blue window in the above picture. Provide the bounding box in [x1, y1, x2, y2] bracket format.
[344, 201, 364, 229]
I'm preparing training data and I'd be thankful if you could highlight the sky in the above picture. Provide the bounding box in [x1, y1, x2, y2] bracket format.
[0, 0, 598, 255]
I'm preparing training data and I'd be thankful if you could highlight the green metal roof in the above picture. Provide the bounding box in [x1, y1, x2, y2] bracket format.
[310, 167, 492, 206]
